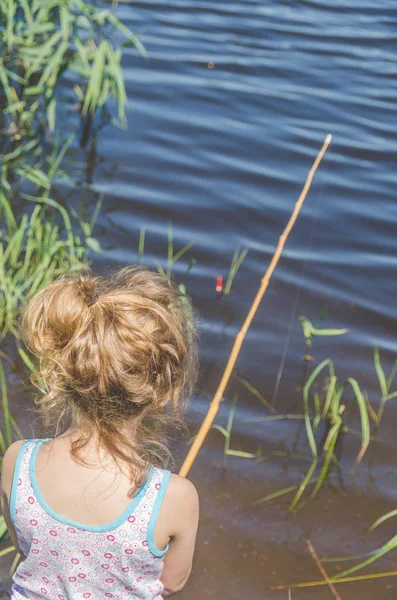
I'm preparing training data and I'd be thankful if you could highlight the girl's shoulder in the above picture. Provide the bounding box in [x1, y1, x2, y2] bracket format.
[161, 473, 199, 530]
[166, 473, 199, 501]
[1, 439, 29, 499]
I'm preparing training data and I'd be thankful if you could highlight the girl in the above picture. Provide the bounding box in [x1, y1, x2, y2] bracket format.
[0, 267, 199, 599]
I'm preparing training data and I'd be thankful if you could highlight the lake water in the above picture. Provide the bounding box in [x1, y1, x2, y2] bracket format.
[4, 0, 397, 598]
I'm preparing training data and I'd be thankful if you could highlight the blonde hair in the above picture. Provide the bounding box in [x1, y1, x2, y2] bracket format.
[21, 266, 198, 488]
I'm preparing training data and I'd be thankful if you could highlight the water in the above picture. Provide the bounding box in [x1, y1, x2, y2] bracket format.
[5, 0, 397, 597]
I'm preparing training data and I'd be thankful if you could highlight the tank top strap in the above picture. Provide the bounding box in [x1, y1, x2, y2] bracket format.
[141, 466, 170, 509]
[131, 466, 171, 558]
[10, 438, 47, 524]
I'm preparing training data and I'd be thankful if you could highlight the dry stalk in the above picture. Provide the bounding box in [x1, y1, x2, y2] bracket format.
[305, 539, 342, 600]
[269, 570, 397, 590]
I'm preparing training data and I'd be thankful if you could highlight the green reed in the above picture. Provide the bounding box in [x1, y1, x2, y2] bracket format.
[373, 347, 397, 424]
[0, 129, 103, 339]
[209, 354, 370, 510]
[0, 191, 102, 340]
[138, 227, 145, 263]
[319, 508, 397, 581]
[224, 246, 248, 295]
[299, 316, 348, 350]
[0, 360, 12, 452]
[287, 359, 369, 510]
[210, 394, 261, 465]
[0, 0, 145, 134]
[0, 357, 19, 561]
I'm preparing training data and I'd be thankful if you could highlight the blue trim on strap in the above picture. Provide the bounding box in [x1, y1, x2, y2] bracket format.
[29, 440, 154, 533]
[10, 440, 32, 524]
[147, 469, 171, 558]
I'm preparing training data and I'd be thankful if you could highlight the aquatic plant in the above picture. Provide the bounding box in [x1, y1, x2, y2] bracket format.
[138, 227, 145, 263]
[299, 316, 348, 350]
[203, 312, 396, 514]
[224, 246, 248, 296]
[210, 394, 261, 465]
[373, 347, 397, 424]
[257, 358, 369, 511]
[0, 357, 21, 572]
[291, 359, 370, 509]
[0, 165, 102, 340]
[0, 0, 145, 136]
[154, 222, 196, 280]
[0, 359, 15, 453]
[0, 195, 101, 338]
[318, 508, 397, 582]
[272, 510, 397, 592]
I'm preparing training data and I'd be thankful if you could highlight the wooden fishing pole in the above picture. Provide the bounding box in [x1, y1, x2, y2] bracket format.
[179, 134, 332, 478]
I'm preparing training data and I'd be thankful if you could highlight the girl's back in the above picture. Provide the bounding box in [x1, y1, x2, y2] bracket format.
[0, 267, 199, 599]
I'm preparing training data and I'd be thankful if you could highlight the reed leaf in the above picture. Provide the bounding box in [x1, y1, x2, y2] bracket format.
[82, 40, 107, 115]
[374, 348, 387, 397]
[0, 359, 12, 448]
[9, 551, 20, 576]
[322, 375, 337, 419]
[138, 227, 145, 262]
[0, 515, 7, 540]
[0, 545, 15, 558]
[369, 509, 397, 532]
[236, 375, 277, 414]
[289, 458, 318, 511]
[303, 359, 332, 459]
[333, 535, 397, 580]
[346, 377, 370, 464]
[224, 246, 248, 295]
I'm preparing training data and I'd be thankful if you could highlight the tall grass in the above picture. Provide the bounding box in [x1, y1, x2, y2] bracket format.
[0, 193, 101, 339]
[0, 135, 102, 339]
[0, 0, 145, 135]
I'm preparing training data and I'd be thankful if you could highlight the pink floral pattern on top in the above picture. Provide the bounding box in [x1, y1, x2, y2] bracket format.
[11, 440, 169, 600]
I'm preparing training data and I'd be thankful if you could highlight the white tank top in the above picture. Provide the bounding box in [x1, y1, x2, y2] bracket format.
[10, 439, 170, 599]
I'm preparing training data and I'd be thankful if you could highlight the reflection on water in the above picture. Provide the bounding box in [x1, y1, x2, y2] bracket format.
[5, 0, 397, 597]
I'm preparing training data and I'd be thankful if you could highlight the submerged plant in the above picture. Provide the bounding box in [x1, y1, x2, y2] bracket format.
[318, 508, 397, 582]
[299, 316, 348, 350]
[211, 394, 261, 465]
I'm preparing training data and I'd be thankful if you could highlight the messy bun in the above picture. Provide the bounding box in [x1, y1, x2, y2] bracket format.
[21, 266, 198, 486]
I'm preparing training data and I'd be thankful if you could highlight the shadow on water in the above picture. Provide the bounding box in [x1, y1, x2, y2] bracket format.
[3, 0, 397, 597]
